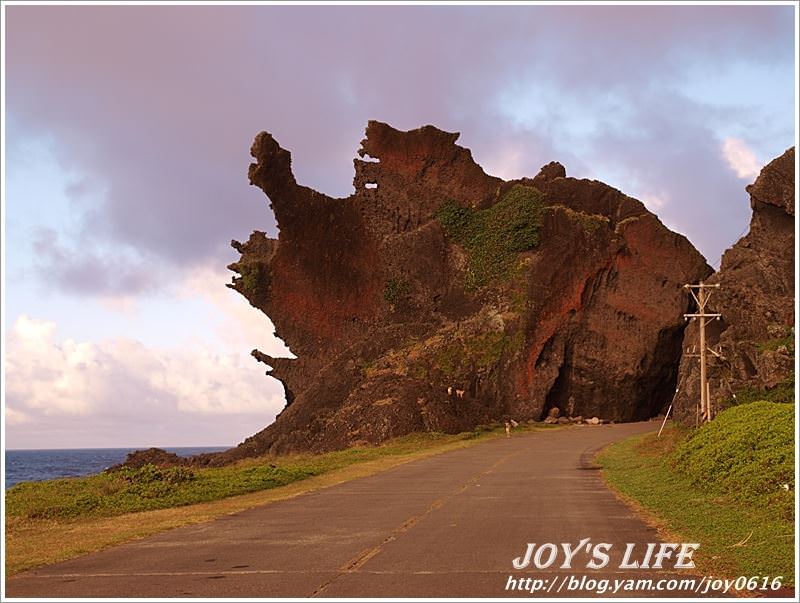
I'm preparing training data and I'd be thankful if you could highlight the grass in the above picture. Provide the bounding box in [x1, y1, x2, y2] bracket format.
[7, 460, 313, 521]
[436, 185, 544, 289]
[5, 423, 557, 576]
[598, 401, 795, 586]
[674, 401, 794, 520]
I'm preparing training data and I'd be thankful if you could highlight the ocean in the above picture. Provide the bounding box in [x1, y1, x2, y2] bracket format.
[4, 447, 228, 489]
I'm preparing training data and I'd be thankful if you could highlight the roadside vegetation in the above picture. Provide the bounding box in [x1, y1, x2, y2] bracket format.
[6, 429, 517, 522]
[6, 421, 559, 575]
[599, 400, 795, 586]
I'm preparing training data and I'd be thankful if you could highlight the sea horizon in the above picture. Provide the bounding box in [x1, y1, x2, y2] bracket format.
[5, 446, 230, 489]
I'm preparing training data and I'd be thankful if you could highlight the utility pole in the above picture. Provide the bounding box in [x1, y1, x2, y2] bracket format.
[683, 282, 722, 423]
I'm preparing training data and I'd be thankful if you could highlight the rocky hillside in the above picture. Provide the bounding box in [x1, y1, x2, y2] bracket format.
[672, 147, 795, 424]
[208, 121, 710, 458]
[206, 121, 710, 459]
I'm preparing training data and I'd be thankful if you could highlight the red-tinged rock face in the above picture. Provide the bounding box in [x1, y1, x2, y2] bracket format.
[672, 147, 795, 424]
[220, 121, 711, 459]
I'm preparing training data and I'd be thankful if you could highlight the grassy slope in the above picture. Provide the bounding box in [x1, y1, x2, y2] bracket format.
[8, 434, 480, 521]
[598, 403, 795, 586]
[5, 423, 557, 575]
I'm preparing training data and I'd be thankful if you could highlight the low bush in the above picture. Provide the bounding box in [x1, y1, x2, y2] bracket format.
[673, 401, 794, 521]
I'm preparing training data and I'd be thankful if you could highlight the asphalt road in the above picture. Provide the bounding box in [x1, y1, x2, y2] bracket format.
[7, 422, 713, 598]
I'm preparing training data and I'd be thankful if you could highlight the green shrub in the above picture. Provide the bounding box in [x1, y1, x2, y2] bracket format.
[383, 278, 410, 304]
[437, 185, 544, 289]
[673, 401, 795, 521]
[436, 200, 475, 240]
[119, 464, 195, 485]
[599, 428, 795, 584]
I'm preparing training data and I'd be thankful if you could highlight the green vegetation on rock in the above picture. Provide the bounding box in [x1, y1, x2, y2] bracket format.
[435, 329, 524, 377]
[756, 333, 795, 353]
[238, 263, 266, 294]
[437, 185, 544, 289]
[383, 278, 411, 304]
[552, 205, 609, 232]
[726, 375, 794, 407]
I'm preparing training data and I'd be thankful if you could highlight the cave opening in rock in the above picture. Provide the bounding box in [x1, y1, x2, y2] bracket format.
[634, 324, 691, 421]
[542, 359, 570, 420]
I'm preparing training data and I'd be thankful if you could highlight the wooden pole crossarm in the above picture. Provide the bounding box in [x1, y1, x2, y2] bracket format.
[683, 281, 722, 424]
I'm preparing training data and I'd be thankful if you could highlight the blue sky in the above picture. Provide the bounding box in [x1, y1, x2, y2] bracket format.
[3, 3, 796, 448]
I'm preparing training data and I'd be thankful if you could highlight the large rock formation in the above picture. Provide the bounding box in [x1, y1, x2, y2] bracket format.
[222, 121, 710, 457]
[672, 147, 795, 423]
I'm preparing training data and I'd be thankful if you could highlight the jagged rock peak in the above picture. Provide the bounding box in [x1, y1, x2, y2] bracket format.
[211, 121, 710, 461]
[672, 147, 795, 424]
[746, 147, 794, 215]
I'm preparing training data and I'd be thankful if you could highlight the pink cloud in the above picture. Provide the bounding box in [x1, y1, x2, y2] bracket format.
[722, 137, 762, 180]
[4, 4, 793, 282]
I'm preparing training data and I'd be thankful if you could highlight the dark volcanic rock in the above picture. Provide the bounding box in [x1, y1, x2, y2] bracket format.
[110, 447, 182, 471]
[219, 121, 710, 459]
[672, 147, 795, 423]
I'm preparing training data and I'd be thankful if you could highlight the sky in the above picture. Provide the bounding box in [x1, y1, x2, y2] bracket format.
[2, 3, 796, 449]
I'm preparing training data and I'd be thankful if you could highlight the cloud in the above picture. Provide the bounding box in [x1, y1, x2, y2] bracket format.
[4, 4, 794, 299]
[33, 228, 161, 297]
[641, 193, 669, 211]
[5, 315, 287, 447]
[5, 407, 32, 426]
[3, 4, 794, 450]
[575, 89, 760, 264]
[721, 137, 762, 180]
[178, 264, 295, 358]
[6, 315, 93, 415]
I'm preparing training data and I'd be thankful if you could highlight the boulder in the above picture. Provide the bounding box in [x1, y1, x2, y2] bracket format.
[110, 448, 182, 471]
